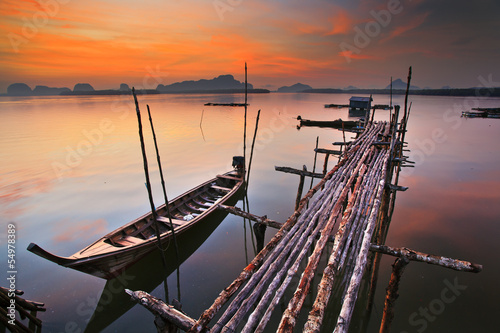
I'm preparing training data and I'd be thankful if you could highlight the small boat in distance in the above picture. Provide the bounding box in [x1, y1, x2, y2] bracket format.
[296, 116, 358, 129]
[28, 158, 245, 279]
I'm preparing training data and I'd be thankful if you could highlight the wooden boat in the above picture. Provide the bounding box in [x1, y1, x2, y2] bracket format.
[296, 116, 358, 129]
[28, 161, 245, 279]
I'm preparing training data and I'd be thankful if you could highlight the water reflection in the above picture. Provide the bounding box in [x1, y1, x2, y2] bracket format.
[84, 206, 242, 332]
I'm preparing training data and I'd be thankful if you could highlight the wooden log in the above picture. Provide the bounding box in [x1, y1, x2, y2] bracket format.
[315, 148, 342, 155]
[334, 151, 389, 333]
[0, 306, 31, 333]
[126, 290, 196, 331]
[217, 204, 283, 229]
[369, 244, 482, 272]
[379, 257, 409, 333]
[274, 166, 324, 178]
[303, 164, 369, 333]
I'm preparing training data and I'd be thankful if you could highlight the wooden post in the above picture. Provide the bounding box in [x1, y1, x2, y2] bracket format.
[126, 290, 196, 332]
[379, 257, 409, 333]
[295, 165, 307, 210]
[246, 109, 261, 189]
[322, 153, 330, 175]
[309, 136, 319, 190]
[243, 62, 247, 170]
[253, 222, 267, 253]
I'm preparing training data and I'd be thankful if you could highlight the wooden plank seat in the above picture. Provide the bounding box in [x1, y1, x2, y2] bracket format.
[114, 236, 144, 246]
[193, 198, 213, 208]
[200, 194, 217, 202]
[217, 174, 242, 181]
[185, 202, 205, 212]
[211, 185, 232, 192]
[177, 205, 196, 216]
[157, 216, 189, 227]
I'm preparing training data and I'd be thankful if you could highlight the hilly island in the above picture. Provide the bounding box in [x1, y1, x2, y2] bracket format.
[4, 75, 500, 97]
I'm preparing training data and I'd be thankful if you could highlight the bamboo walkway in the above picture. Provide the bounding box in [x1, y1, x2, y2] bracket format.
[127, 103, 482, 332]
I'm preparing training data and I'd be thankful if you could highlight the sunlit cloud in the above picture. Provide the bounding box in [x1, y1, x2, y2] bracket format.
[0, 0, 499, 90]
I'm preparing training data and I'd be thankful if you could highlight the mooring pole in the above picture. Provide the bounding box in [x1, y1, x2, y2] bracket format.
[132, 89, 169, 300]
[246, 109, 261, 189]
[243, 62, 248, 171]
[147, 104, 181, 302]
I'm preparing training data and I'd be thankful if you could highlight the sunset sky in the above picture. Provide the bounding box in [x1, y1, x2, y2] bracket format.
[1, 0, 499, 93]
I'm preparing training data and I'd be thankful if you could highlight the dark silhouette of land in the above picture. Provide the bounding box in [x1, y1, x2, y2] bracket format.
[3, 76, 500, 97]
[277, 83, 312, 92]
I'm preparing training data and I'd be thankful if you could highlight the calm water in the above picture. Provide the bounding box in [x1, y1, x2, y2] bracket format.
[1, 93, 499, 332]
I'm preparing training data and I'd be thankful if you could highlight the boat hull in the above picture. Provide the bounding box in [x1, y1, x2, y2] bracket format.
[28, 169, 245, 279]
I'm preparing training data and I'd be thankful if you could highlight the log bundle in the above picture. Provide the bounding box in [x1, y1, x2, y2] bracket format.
[203, 121, 394, 333]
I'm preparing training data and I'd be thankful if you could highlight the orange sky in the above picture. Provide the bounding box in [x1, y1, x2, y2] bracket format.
[1, 0, 499, 92]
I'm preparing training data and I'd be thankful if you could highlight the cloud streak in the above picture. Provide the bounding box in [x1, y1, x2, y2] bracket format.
[0, 0, 499, 90]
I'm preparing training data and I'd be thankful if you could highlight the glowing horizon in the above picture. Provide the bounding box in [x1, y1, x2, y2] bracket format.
[1, 0, 499, 93]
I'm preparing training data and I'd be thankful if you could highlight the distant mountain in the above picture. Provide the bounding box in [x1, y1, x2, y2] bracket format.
[73, 83, 95, 92]
[157, 74, 252, 93]
[7, 83, 32, 96]
[277, 83, 312, 93]
[343, 85, 358, 90]
[119, 83, 131, 91]
[386, 78, 420, 90]
[33, 86, 71, 95]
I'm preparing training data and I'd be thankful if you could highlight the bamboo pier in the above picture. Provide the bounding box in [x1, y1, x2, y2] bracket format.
[127, 70, 482, 332]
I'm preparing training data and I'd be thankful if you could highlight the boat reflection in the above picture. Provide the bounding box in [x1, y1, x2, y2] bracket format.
[83, 190, 243, 333]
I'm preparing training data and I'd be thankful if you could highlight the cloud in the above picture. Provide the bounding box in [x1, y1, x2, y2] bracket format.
[382, 12, 430, 42]
[327, 9, 355, 35]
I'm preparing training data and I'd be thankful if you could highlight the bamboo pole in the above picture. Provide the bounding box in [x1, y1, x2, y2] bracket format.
[132, 89, 168, 276]
[369, 244, 483, 272]
[274, 166, 324, 178]
[146, 105, 181, 301]
[379, 257, 409, 333]
[217, 204, 282, 229]
[246, 109, 261, 189]
[243, 62, 247, 170]
[126, 290, 196, 331]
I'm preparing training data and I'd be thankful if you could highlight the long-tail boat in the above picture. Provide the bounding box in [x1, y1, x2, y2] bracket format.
[28, 158, 245, 279]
